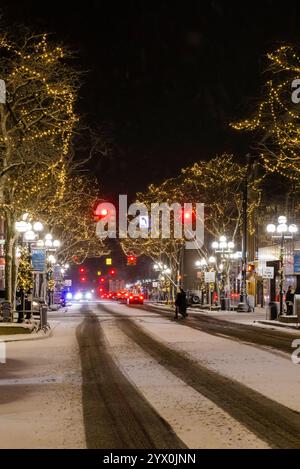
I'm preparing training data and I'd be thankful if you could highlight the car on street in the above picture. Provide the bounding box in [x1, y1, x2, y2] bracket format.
[127, 294, 144, 305]
[67, 289, 95, 302]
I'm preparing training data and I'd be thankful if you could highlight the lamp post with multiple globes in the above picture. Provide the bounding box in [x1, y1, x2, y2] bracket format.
[266, 216, 298, 315]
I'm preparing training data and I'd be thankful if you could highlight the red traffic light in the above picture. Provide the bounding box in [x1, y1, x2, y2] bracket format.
[79, 266, 86, 274]
[80, 276, 86, 282]
[99, 277, 105, 283]
[109, 268, 116, 276]
[127, 255, 137, 265]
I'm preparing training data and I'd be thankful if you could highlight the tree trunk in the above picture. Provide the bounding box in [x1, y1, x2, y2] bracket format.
[12, 237, 18, 309]
[4, 212, 16, 311]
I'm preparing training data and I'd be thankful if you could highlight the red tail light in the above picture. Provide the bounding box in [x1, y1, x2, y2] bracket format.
[125, 293, 128, 297]
[139, 295, 144, 300]
[129, 295, 133, 299]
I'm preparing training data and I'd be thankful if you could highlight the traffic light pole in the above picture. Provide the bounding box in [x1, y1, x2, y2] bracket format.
[237, 155, 253, 313]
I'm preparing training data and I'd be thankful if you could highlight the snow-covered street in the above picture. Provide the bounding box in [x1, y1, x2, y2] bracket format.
[0, 301, 300, 449]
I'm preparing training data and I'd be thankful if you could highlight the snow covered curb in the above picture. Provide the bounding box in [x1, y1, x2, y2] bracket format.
[254, 320, 300, 330]
[0, 326, 53, 343]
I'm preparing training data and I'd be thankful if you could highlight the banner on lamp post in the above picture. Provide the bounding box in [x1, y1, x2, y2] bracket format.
[31, 249, 46, 272]
[204, 271, 215, 283]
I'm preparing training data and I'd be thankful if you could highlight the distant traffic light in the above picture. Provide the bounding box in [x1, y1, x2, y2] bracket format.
[80, 276, 86, 282]
[94, 206, 108, 221]
[127, 255, 137, 265]
[99, 277, 105, 283]
[109, 268, 116, 276]
[79, 266, 86, 274]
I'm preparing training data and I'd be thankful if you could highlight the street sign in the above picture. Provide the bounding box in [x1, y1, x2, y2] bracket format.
[204, 271, 215, 283]
[64, 279, 72, 287]
[294, 254, 300, 273]
[262, 266, 274, 279]
[31, 249, 46, 272]
[139, 215, 149, 229]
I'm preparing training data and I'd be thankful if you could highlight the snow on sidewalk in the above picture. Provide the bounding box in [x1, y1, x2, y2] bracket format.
[0, 320, 85, 449]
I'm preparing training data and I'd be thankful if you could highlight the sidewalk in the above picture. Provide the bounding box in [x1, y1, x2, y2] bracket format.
[147, 302, 300, 332]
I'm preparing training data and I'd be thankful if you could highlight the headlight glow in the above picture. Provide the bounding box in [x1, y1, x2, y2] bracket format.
[74, 292, 83, 300]
[66, 292, 73, 300]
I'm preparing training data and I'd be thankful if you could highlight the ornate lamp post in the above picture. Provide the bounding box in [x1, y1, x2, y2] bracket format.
[266, 216, 298, 315]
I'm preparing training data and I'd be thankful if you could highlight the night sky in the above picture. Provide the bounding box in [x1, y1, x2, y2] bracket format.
[2, 0, 300, 201]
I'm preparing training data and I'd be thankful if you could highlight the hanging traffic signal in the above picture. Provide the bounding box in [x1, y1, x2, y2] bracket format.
[94, 206, 109, 221]
[79, 266, 86, 274]
[127, 255, 137, 265]
[109, 268, 116, 276]
[80, 276, 86, 282]
[99, 277, 105, 283]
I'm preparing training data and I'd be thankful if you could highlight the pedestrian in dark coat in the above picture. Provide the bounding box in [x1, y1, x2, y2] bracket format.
[175, 288, 188, 319]
[285, 285, 294, 315]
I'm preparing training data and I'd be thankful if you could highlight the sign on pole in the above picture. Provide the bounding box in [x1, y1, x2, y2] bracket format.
[294, 254, 300, 273]
[262, 266, 274, 279]
[204, 271, 215, 283]
[31, 249, 46, 272]
[139, 215, 149, 229]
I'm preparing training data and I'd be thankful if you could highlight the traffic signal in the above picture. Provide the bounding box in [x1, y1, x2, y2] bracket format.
[127, 255, 137, 265]
[80, 276, 86, 282]
[182, 207, 195, 222]
[79, 266, 86, 274]
[109, 268, 116, 276]
[94, 206, 108, 221]
[99, 277, 105, 283]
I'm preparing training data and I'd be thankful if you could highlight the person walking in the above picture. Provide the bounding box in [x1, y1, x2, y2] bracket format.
[285, 285, 294, 315]
[175, 288, 188, 319]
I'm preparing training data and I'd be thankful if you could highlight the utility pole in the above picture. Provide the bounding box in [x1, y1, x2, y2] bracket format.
[237, 154, 256, 312]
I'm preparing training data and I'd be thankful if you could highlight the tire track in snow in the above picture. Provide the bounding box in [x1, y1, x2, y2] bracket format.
[76, 311, 186, 449]
[100, 303, 300, 449]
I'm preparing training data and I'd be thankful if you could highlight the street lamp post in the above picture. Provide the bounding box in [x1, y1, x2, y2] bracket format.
[266, 216, 298, 315]
[212, 236, 234, 303]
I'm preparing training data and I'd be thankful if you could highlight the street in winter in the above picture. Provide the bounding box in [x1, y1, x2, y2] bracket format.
[1, 0, 300, 459]
[1, 300, 300, 449]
